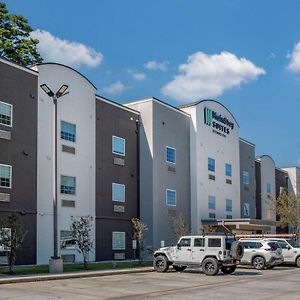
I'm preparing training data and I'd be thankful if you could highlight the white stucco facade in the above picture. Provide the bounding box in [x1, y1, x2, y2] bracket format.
[282, 167, 300, 197]
[180, 100, 241, 234]
[35, 64, 96, 264]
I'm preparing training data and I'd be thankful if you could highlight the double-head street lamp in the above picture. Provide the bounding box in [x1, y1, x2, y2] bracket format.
[40, 84, 69, 266]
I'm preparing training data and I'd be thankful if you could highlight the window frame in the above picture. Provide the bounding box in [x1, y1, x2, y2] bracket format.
[225, 163, 232, 177]
[112, 183, 126, 203]
[0, 101, 13, 127]
[166, 189, 177, 206]
[60, 230, 76, 250]
[208, 195, 216, 210]
[60, 120, 76, 143]
[0, 164, 12, 189]
[226, 199, 232, 212]
[266, 183, 272, 194]
[166, 146, 176, 164]
[112, 135, 126, 156]
[208, 157, 215, 172]
[112, 231, 126, 250]
[60, 175, 76, 195]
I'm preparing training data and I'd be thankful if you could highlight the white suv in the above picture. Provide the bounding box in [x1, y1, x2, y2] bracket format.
[263, 238, 300, 267]
[153, 234, 244, 276]
[239, 239, 283, 270]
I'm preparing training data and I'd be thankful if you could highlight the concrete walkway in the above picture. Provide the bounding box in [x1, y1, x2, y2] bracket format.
[0, 266, 154, 285]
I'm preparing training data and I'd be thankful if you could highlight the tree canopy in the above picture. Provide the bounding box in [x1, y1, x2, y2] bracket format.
[0, 2, 42, 66]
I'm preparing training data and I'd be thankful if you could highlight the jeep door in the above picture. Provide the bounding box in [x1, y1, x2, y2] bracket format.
[175, 237, 192, 263]
[191, 237, 205, 263]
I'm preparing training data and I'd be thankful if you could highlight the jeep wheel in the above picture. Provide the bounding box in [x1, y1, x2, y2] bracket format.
[221, 265, 237, 274]
[252, 256, 265, 270]
[230, 241, 244, 260]
[173, 265, 187, 272]
[296, 256, 300, 268]
[154, 255, 169, 272]
[202, 258, 219, 276]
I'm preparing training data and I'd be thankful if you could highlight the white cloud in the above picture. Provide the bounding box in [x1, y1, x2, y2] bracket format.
[127, 69, 146, 80]
[102, 81, 126, 95]
[31, 30, 103, 68]
[161, 51, 266, 102]
[287, 42, 300, 72]
[144, 60, 169, 71]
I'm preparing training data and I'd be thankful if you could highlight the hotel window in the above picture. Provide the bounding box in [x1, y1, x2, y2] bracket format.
[0, 164, 12, 188]
[226, 199, 232, 212]
[166, 189, 176, 206]
[60, 175, 76, 195]
[208, 158, 215, 172]
[266, 183, 272, 193]
[61, 121, 76, 142]
[60, 230, 76, 249]
[112, 136, 125, 156]
[112, 183, 125, 202]
[209, 212, 216, 219]
[208, 195, 216, 210]
[225, 163, 232, 177]
[243, 171, 249, 185]
[112, 232, 125, 250]
[0, 102, 12, 127]
[166, 146, 176, 164]
[243, 203, 250, 217]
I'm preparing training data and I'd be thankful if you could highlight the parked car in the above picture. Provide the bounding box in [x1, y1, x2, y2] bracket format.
[239, 239, 283, 270]
[153, 233, 244, 276]
[263, 238, 300, 267]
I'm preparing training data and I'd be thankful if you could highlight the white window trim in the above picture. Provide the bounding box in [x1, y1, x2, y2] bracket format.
[0, 164, 12, 189]
[60, 120, 77, 143]
[166, 189, 177, 206]
[226, 199, 233, 212]
[166, 146, 176, 164]
[112, 135, 126, 156]
[0, 101, 13, 128]
[225, 163, 232, 177]
[208, 157, 215, 172]
[112, 231, 126, 250]
[112, 183, 125, 202]
[60, 174, 76, 196]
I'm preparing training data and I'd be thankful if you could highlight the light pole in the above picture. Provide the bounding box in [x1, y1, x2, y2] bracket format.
[40, 83, 69, 273]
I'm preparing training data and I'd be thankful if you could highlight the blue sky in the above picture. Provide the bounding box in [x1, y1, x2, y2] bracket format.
[5, 0, 300, 167]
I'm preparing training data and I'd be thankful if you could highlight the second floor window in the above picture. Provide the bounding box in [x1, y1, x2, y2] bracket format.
[112, 136, 125, 156]
[0, 101, 12, 127]
[225, 163, 232, 177]
[61, 121, 76, 142]
[166, 189, 176, 206]
[243, 171, 249, 185]
[112, 183, 125, 202]
[60, 175, 76, 195]
[226, 199, 232, 212]
[166, 146, 176, 164]
[208, 158, 215, 172]
[0, 164, 12, 188]
[208, 195, 216, 210]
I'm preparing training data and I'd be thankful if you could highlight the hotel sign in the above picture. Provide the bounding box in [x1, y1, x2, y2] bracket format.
[204, 107, 234, 137]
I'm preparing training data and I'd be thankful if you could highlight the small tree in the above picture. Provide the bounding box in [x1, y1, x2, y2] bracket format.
[271, 191, 300, 237]
[70, 215, 94, 270]
[0, 213, 26, 274]
[131, 218, 148, 261]
[0, 2, 42, 66]
[200, 225, 216, 234]
[171, 213, 190, 241]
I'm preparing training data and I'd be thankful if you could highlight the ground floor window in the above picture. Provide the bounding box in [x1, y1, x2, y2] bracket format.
[60, 230, 76, 249]
[112, 232, 125, 250]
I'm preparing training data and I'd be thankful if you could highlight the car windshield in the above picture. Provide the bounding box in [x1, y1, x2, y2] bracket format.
[287, 239, 300, 248]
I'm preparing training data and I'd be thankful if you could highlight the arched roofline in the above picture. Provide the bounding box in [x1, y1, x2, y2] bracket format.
[256, 155, 276, 164]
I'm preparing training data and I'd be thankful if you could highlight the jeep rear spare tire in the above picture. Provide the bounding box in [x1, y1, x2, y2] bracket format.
[154, 255, 169, 272]
[230, 241, 244, 260]
[202, 257, 219, 276]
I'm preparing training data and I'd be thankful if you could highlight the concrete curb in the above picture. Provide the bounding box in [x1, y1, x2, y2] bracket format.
[0, 266, 154, 285]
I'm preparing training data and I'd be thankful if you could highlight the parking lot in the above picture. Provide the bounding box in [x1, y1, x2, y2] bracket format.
[0, 266, 300, 299]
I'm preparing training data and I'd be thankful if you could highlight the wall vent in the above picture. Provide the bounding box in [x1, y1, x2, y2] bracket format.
[0, 193, 10, 202]
[114, 205, 125, 213]
[113, 157, 125, 166]
[61, 254, 75, 263]
[208, 174, 215, 180]
[62, 199, 75, 208]
[0, 130, 11, 141]
[62, 145, 75, 154]
[226, 179, 232, 184]
[167, 166, 176, 173]
[114, 252, 125, 260]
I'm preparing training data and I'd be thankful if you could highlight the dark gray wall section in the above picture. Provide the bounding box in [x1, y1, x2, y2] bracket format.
[275, 169, 288, 197]
[95, 99, 138, 261]
[239, 140, 256, 218]
[255, 161, 262, 219]
[0, 61, 37, 265]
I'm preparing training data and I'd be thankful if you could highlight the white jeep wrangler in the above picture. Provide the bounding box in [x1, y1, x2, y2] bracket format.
[153, 234, 244, 276]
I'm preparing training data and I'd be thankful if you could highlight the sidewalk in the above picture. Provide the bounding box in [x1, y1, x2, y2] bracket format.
[0, 266, 154, 285]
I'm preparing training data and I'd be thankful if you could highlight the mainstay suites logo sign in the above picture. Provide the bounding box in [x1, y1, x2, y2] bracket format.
[204, 107, 234, 138]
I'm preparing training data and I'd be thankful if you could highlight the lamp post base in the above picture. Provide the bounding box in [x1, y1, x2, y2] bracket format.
[49, 257, 63, 273]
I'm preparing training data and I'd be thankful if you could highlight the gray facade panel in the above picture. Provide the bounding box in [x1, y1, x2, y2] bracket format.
[0, 61, 38, 265]
[239, 140, 256, 219]
[255, 161, 262, 219]
[95, 99, 138, 261]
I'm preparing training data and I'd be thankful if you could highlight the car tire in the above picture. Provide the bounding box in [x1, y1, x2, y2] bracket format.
[230, 241, 244, 260]
[296, 256, 300, 268]
[252, 256, 266, 270]
[173, 265, 187, 272]
[153, 255, 169, 272]
[221, 265, 237, 274]
[202, 257, 219, 276]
